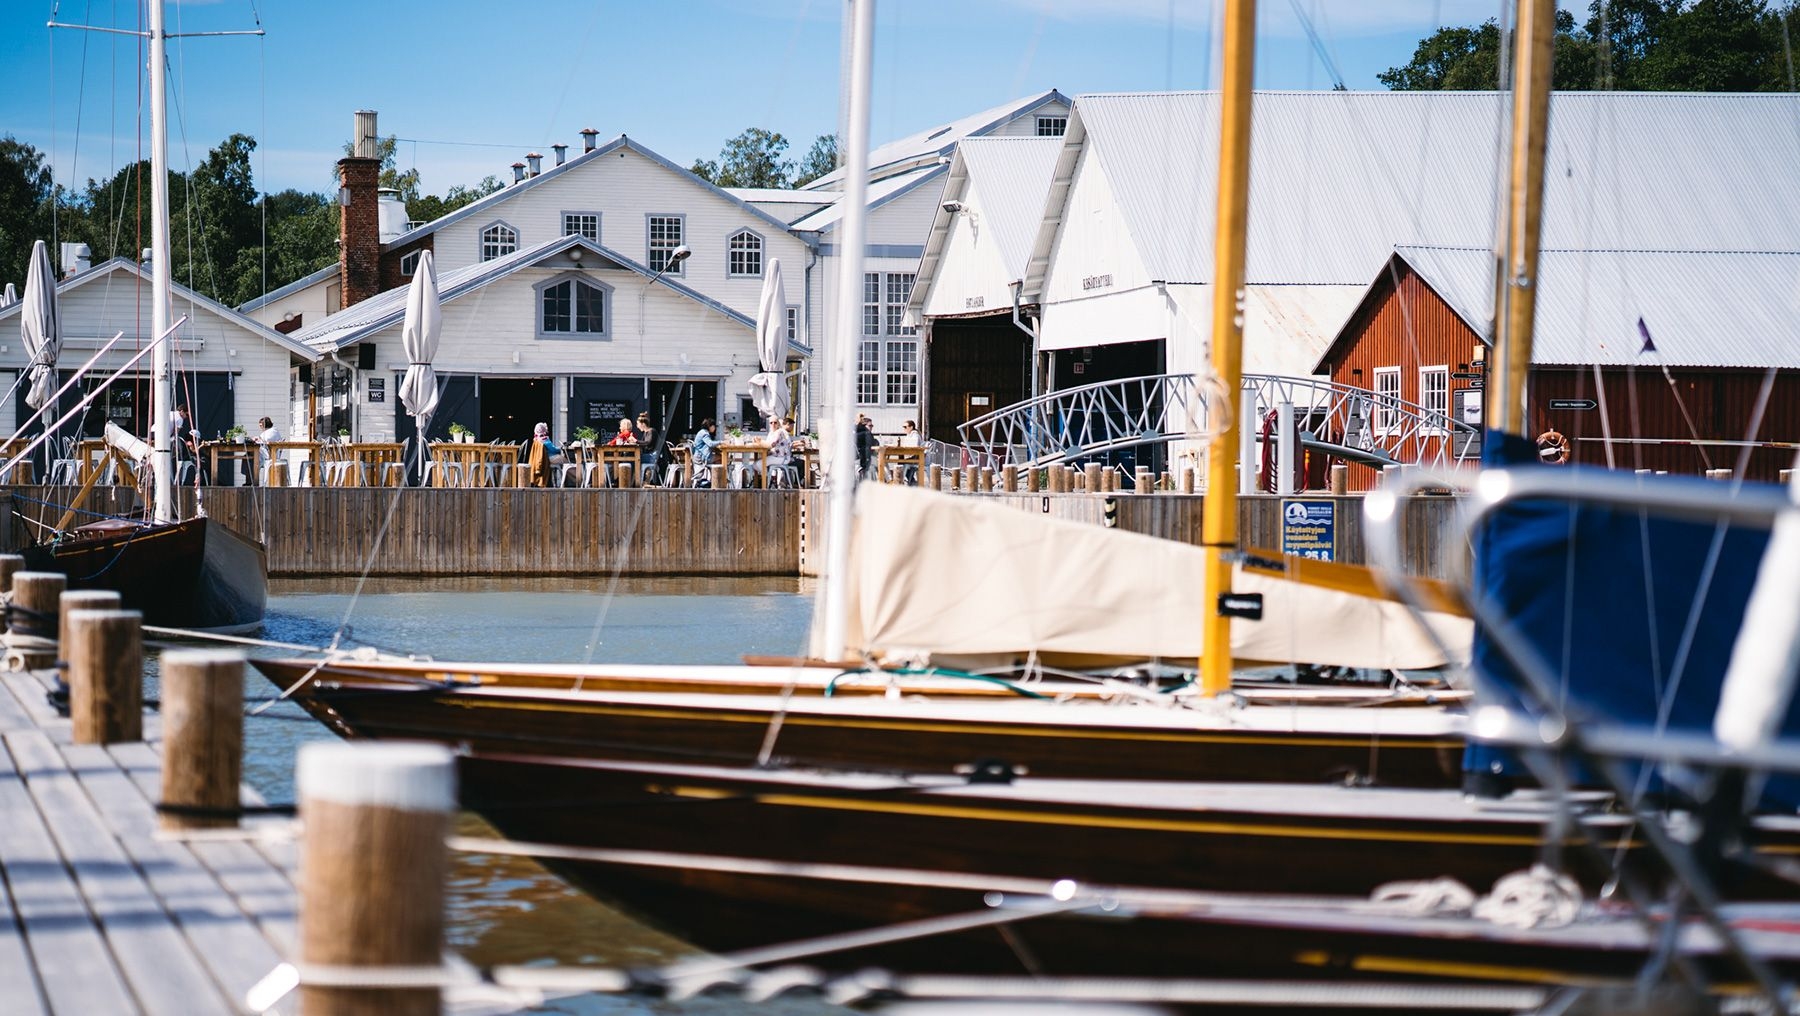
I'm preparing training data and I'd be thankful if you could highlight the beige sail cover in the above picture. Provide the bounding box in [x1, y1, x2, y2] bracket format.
[834, 483, 1470, 670]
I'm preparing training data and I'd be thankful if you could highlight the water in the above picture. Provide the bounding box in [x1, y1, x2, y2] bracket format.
[149, 576, 846, 1014]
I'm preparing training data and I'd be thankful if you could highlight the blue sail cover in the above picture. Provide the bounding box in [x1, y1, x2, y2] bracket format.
[1468, 431, 1799, 808]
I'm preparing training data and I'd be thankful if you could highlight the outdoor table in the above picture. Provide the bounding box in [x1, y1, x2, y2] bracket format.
[430, 442, 489, 488]
[796, 447, 820, 488]
[717, 442, 768, 489]
[878, 446, 925, 484]
[594, 445, 643, 487]
[0, 436, 32, 483]
[202, 440, 258, 487]
[263, 441, 320, 486]
[484, 443, 522, 487]
[345, 442, 406, 487]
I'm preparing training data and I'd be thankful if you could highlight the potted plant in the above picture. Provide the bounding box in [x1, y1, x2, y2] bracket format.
[336, 427, 351, 441]
[448, 422, 473, 444]
[224, 425, 247, 443]
[573, 425, 599, 446]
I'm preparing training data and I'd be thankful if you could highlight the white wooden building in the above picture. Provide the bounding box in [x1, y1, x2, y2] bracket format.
[1, 257, 316, 446]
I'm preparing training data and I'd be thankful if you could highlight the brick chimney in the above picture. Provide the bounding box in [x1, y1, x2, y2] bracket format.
[337, 109, 383, 308]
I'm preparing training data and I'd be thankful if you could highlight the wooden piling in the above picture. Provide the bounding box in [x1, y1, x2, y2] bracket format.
[1782, 469, 1794, 485]
[1181, 467, 1196, 494]
[1135, 467, 1151, 494]
[1160, 470, 1172, 492]
[708, 464, 725, 489]
[1026, 468, 1040, 493]
[978, 467, 993, 492]
[1705, 468, 1733, 481]
[1084, 463, 1102, 493]
[7, 571, 66, 671]
[297, 742, 453, 1016]
[1330, 463, 1349, 495]
[67, 606, 140, 745]
[1001, 465, 1018, 492]
[927, 464, 942, 490]
[158, 650, 244, 832]
[59, 589, 122, 654]
[963, 465, 979, 492]
[0, 553, 25, 592]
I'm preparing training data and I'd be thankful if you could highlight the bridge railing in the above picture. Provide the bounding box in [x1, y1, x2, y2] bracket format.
[1241, 373, 1479, 474]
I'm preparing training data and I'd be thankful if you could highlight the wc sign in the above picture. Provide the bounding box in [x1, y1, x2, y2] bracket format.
[1281, 499, 1336, 562]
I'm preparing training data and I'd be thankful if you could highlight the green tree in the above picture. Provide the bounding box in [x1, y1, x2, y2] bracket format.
[691, 128, 795, 188]
[1377, 11, 1593, 90]
[341, 134, 421, 202]
[407, 174, 502, 224]
[0, 137, 56, 287]
[792, 134, 839, 187]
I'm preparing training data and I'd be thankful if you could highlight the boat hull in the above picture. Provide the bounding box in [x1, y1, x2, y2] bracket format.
[24, 516, 267, 632]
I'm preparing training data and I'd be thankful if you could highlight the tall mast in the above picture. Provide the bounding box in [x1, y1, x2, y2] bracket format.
[1198, 0, 1256, 696]
[819, 0, 875, 660]
[148, 0, 176, 523]
[1488, 0, 1556, 437]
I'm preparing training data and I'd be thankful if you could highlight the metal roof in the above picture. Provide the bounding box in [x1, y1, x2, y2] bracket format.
[237, 261, 338, 312]
[725, 188, 836, 204]
[800, 89, 1070, 191]
[1389, 245, 1800, 369]
[960, 137, 1064, 281]
[1031, 90, 1800, 295]
[293, 234, 758, 353]
[786, 165, 947, 233]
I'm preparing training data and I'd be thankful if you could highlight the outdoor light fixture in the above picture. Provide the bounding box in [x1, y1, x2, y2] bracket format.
[669, 245, 692, 265]
[941, 200, 966, 214]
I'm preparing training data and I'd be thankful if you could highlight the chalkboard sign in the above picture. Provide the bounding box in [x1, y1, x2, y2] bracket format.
[586, 400, 631, 422]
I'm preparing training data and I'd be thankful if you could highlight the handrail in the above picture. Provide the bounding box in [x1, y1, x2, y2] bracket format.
[1, 318, 186, 479]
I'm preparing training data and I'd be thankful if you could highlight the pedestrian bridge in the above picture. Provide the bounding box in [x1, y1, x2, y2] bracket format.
[955, 372, 1479, 477]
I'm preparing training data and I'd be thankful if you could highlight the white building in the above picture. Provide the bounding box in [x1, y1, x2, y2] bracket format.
[1, 257, 316, 445]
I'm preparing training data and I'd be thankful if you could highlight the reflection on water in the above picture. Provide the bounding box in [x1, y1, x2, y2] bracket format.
[150, 576, 847, 1014]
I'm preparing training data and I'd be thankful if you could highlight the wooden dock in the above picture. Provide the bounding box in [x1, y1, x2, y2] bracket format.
[0, 666, 295, 1016]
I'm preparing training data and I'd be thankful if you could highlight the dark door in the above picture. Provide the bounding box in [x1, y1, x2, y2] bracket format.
[567, 377, 645, 441]
[478, 377, 552, 442]
[649, 379, 718, 445]
[394, 374, 479, 445]
[179, 372, 235, 442]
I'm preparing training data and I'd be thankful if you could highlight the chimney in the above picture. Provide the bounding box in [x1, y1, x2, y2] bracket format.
[580, 128, 599, 153]
[59, 242, 91, 279]
[511, 161, 526, 185]
[526, 152, 543, 177]
[376, 188, 409, 243]
[552, 143, 568, 167]
[338, 109, 383, 308]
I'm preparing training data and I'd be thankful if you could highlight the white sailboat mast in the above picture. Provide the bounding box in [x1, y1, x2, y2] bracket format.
[820, 0, 876, 660]
[148, 0, 176, 524]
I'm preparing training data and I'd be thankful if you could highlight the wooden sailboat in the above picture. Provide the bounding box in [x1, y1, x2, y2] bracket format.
[16, 0, 268, 632]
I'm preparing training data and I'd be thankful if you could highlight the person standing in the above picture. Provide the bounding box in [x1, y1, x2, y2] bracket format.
[254, 416, 282, 483]
[690, 418, 718, 487]
[854, 414, 875, 479]
[636, 412, 660, 484]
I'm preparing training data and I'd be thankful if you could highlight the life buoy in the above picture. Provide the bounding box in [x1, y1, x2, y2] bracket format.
[1535, 429, 1570, 465]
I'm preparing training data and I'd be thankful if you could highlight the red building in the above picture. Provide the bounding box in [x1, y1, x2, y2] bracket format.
[1314, 247, 1800, 488]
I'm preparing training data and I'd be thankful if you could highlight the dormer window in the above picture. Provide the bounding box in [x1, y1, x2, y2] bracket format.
[480, 222, 518, 262]
[399, 250, 422, 276]
[1036, 115, 1068, 137]
[536, 272, 611, 339]
[727, 229, 763, 278]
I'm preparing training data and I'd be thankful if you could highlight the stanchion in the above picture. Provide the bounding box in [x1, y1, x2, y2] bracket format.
[6, 571, 65, 671]
[297, 742, 453, 1016]
[65, 595, 137, 745]
[159, 650, 244, 832]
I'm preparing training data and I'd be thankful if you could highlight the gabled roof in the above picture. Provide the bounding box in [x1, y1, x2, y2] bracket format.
[1316, 246, 1800, 371]
[1026, 90, 1800, 298]
[237, 261, 338, 313]
[726, 187, 837, 205]
[908, 136, 1063, 319]
[801, 89, 1070, 191]
[787, 164, 948, 233]
[383, 135, 808, 249]
[0, 257, 319, 360]
[293, 234, 767, 353]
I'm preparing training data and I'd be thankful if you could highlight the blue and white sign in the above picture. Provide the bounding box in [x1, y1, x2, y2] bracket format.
[1281, 499, 1336, 561]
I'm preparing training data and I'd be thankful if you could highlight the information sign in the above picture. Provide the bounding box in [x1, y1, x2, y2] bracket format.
[1280, 499, 1336, 562]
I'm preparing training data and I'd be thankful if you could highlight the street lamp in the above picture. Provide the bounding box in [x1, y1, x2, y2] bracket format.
[639, 244, 692, 341]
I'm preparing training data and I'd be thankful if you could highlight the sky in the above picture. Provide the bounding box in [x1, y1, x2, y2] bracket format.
[0, 1, 1518, 198]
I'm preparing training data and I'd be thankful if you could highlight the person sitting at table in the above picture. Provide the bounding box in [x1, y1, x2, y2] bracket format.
[524, 421, 562, 487]
[897, 419, 921, 484]
[253, 416, 282, 483]
[690, 418, 718, 485]
[762, 416, 795, 488]
[608, 418, 638, 446]
[636, 412, 660, 484]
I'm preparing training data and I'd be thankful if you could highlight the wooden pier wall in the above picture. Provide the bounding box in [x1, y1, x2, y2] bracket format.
[0, 486, 1460, 579]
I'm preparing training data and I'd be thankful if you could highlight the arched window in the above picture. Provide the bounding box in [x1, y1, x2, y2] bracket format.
[536, 273, 610, 338]
[479, 222, 518, 262]
[727, 229, 763, 278]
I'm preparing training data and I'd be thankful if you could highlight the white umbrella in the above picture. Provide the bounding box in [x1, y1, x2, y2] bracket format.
[1, 283, 16, 308]
[399, 249, 442, 480]
[746, 258, 789, 422]
[20, 240, 61, 410]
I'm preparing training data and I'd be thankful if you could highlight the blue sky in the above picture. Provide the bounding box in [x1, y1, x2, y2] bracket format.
[0, 1, 1511, 197]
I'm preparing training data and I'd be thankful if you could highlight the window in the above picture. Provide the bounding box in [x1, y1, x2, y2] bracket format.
[858, 272, 918, 406]
[1036, 115, 1068, 137]
[562, 212, 600, 243]
[647, 215, 685, 274]
[536, 273, 610, 338]
[1419, 366, 1448, 431]
[399, 251, 421, 276]
[479, 222, 518, 262]
[785, 306, 799, 344]
[727, 229, 763, 278]
[1373, 367, 1401, 435]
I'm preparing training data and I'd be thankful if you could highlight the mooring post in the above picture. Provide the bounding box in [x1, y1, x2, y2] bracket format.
[1181, 467, 1196, 494]
[978, 467, 993, 492]
[1705, 468, 1732, 481]
[1084, 463, 1102, 493]
[1160, 470, 1172, 492]
[1782, 468, 1794, 485]
[297, 741, 453, 1016]
[6, 571, 66, 671]
[1330, 463, 1349, 495]
[1134, 467, 1151, 494]
[1001, 465, 1018, 492]
[708, 463, 725, 490]
[158, 649, 244, 832]
[1025, 467, 1040, 493]
[0, 553, 25, 593]
[65, 596, 138, 745]
[927, 463, 942, 490]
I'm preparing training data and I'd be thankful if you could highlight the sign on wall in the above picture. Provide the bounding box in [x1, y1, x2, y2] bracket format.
[1280, 499, 1336, 562]
[367, 376, 385, 404]
[587, 400, 632, 423]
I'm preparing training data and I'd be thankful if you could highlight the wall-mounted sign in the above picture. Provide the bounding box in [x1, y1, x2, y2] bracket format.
[964, 295, 985, 309]
[1081, 274, 1114, 291]
[367, 376, 385, 403]
[1547, 399, 1597, 411]
[1280, 499, 1336, 562]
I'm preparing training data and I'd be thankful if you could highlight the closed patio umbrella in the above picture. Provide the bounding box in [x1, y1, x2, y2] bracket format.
[399, 249, 442, 482]
[2, 283, 16, 307]
[746, 258, 789, 424]
[20, 240, 62, 411]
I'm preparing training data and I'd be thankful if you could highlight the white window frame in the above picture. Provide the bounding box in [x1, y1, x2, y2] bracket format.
[1036, 115, 1068, 137]
[534, 271, 612, 340]
[478, 220, 518, 262]
[646, 214, 686, 275]
[1418, 365, 1448, 433]
[399, 250, 422, 276]
[561, 211, 601, 243]
[785, 305, 799, 344]
[858, 272, 918, 407]
[1373, 367, 1401, 436]
[727, 228, 764, 278]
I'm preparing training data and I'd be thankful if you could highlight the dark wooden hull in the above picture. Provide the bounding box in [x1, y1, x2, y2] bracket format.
[250, 661, 1465, 787]
[454, 752, 1800, 976]
[24, 516, 267, 631]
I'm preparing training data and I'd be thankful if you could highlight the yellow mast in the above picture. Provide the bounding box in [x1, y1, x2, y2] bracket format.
[1489, 0, 1557, 437]
[1199, 0, 1257, 696]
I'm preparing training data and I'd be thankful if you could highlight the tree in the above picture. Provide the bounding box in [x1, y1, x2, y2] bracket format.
[792, 134, 839, 187]
[341, 134, 421, 202]
[407, 175, 502, 224]
[691, 128, 795, 188]
[0, 137, 56, 287]
[1378, 10, 1593, 90]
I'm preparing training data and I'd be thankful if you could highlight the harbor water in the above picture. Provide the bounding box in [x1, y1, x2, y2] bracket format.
[146, 576, 842, 1015]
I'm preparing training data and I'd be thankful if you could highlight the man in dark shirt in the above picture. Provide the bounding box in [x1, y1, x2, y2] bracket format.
[854, 414, 875, 479]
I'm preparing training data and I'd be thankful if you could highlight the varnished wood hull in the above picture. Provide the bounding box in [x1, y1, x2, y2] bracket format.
[251, 661, 1465, 787]
[24, 516, 266, 631]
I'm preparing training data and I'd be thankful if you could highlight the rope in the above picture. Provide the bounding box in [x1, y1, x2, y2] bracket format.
[1370, 876, 1477, 916]
[1472, 864, 1582, 930]
[825, 666, 1049, 700]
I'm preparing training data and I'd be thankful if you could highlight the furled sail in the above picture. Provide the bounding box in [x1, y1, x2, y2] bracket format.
[828, 483, 1469, 670]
